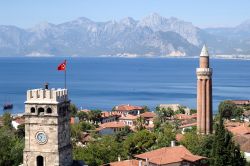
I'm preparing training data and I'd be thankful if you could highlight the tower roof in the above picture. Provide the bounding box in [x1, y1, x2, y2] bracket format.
[200, 45, 209, 57]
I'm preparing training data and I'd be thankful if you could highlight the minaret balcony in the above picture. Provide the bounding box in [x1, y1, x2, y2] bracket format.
[196, 68, 212, 76]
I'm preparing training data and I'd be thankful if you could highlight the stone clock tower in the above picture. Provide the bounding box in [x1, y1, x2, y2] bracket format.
[23, 85, 73, 166]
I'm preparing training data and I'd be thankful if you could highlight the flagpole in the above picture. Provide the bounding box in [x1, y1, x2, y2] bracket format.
[65, 59, 67, 90]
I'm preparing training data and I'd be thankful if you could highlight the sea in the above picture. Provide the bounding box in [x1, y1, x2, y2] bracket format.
[0, 57, 249, 115]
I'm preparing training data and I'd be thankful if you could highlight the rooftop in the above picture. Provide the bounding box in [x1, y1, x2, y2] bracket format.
[135, 145, 206, 165]
[105, 159, 139, 166]
[25, 88, 68, 104]
[140, 112, 156, 118]
[115, 104, 143, 112]
[119, 114, 138, 120]
[98, 121, 126, 130]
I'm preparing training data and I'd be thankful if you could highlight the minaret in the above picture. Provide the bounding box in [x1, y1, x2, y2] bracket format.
[196, 45, 213, 134]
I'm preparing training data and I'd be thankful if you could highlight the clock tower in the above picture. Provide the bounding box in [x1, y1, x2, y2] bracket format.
[23, 85, 73, 166]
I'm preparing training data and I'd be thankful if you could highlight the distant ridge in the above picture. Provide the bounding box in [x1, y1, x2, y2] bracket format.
[0, 13, 250, 57]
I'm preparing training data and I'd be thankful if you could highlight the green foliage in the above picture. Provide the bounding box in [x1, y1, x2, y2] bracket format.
[15, 124, 25, 139]
[135, 116, 145, 131]
[88, 110, 102, 123]
[155, 106, 174, 123]
[123, 130, 156, 156]
[73, 136, 125, 166]
[190, 109, 197, 115]
[69, 104, 78, 116]
[115, 126, 132, 142]
[2, 112, 12, 129]
[77, 111, 89, 121]
[155, 123, 176, 148]
[71, 123, 82, 141]
[175, 106, 186, 114]
[181, 131, 202, 154]
[141, 106, 149, 113]
[71, 122, 95, 141]
[80, 121, 95, 131]
[219, 100, 243, 120]
[0, 127, 24, 166]
[211, 117, 246, 166]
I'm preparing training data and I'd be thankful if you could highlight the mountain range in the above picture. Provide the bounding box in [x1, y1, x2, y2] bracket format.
[1, 13, 250, 57]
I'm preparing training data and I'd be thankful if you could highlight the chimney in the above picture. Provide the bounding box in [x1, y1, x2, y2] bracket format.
[44, 83, 49, 90]
[139, 160, 142, 166]
[145, 158, 149, 166]
[171, 140, 176, 147]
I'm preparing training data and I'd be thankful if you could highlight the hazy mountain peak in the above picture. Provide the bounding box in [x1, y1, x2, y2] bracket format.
[0, 14, 249, 57]
[30, 21, 55, 32]
[139, 13, 166, 27]
[120, 17, 137, 26]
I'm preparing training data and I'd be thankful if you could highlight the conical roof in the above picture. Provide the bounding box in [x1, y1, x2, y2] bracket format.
[200, 45, 209, 57]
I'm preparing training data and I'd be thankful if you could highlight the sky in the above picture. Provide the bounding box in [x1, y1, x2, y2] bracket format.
[1, 0, 250, 28]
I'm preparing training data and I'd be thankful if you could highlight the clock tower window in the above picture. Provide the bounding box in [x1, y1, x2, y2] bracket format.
[31, 107, 35, 113]
[46, 107, 52, 114]
[36, 156, 44, 166]
[38, 108, 44, 115]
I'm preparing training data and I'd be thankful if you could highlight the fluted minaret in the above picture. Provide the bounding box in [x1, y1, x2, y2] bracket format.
[196, 45, 213, 134]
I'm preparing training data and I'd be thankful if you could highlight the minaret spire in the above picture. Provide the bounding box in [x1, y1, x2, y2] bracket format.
[200, 45, 209, 57]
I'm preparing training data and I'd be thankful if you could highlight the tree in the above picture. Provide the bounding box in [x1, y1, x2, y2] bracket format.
[211, 116, 246, 165]
[123, 130, 156, 156]
[73, 136, 125, 166]
[155, 123, 176, 148]
[155, 106, 174, 123]
[218, 100, 243, 120]
[190, 109, 197, 115]
[135, 116, 145, 131]
[2, 112, 12, 129]
[69, 104, 78, 117]
[71, 123, 82, 141]
[115, 126, 132, 142]
[15, 124, 25, 139]
[88, 110, 102, 124]
[80, 121, 95, 132]
[141, 106, 149, 113]
[175, 106, 186, 114]
[77, 111, 89, 121]
[0, 127, 24, 166]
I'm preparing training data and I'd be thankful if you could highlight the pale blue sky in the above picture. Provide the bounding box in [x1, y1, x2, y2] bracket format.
[1, 0, 250, 28]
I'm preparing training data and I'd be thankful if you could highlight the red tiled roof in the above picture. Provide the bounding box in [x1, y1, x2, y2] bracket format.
[99, 121, 126, 129]
[241, 139, 250, 153]
[101, 111, 122, 118]
[135, 146, 205, 165]
[14, 117, 25, 124]
[115, 104, 143, 112]
[174, 114, 195, 120]
[230, 100, 250, 105]
[140, 112, 156, 118]
[179, 122, 197, 129]
[228, 124, 250, 135]
[119, 114, 138, 120]
[105, 159, 139, 166]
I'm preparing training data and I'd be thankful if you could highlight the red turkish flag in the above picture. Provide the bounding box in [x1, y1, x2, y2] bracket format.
[57, 60, 66, 71]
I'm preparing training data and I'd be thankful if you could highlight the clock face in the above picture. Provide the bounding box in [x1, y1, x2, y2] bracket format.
[36, 131, 47, 144]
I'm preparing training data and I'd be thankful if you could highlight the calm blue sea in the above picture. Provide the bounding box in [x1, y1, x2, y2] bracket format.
[0, 57, 249, 114]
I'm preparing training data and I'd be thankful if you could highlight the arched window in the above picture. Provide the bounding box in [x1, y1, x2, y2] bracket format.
[31, 107, 35, 113]
[46, 107, 52, 114]
[38, 108, 44, 115]
[37, 156, 44, 166]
